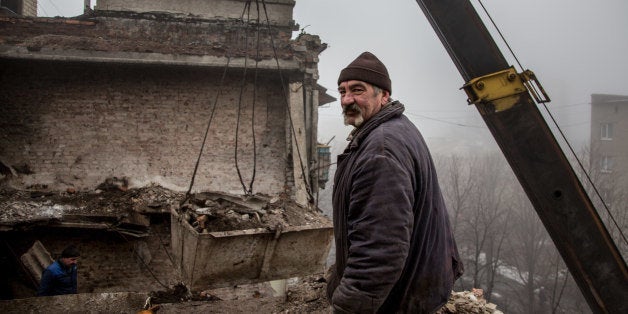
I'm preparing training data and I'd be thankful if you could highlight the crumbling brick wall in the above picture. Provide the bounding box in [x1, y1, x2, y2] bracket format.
[0, 59, 289, 195]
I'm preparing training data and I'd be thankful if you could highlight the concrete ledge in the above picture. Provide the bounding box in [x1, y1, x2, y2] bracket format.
[0, 292, 149, 313]
[0, 45, 301, 70]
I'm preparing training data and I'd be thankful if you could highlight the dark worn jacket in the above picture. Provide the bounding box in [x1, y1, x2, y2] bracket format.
[37, 260, 78, 296]
[327, 101, 463, 313]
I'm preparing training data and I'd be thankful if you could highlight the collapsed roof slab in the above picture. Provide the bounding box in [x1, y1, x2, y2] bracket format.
[0, 9, 304, 72]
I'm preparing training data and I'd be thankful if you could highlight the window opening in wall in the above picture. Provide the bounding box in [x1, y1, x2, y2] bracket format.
[600, 155, 613, 173]
[600, 123, 613, 140]
[600, 188, 613, 207]
[2, 0, 21, 14]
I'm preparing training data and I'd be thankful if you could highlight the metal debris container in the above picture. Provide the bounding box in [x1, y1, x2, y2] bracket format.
[170, 199, 333, 290]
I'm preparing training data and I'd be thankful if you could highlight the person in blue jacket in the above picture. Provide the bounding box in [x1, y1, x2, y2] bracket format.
[37, 245, 80, 296]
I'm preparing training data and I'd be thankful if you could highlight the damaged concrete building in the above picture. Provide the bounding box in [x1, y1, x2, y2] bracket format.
[0, 0, 334, 308]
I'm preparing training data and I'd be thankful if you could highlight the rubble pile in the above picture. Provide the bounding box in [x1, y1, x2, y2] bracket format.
[277, 275, 329, 313]
[0, 181, 184, 226]
[178, 192, 328, 233]
[0, 180, 328, 234]
[436, 288, 503, 314]
[152, 279, 504, 313]
[148, 275, 331, 313]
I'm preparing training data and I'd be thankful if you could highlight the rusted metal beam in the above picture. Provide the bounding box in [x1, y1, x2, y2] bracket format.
[415, 0, 628, 312]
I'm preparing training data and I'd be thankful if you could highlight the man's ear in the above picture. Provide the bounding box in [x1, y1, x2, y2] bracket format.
[382, 90, 391, 104]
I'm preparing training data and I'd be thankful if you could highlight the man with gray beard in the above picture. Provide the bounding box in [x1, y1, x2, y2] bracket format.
[327, 52, 463, 313]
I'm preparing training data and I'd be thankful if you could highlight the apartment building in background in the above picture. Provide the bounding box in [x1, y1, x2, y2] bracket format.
[589, 93, 628, 206]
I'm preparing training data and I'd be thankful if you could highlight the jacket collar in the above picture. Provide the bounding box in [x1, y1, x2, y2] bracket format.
[346, 100, 405, 150]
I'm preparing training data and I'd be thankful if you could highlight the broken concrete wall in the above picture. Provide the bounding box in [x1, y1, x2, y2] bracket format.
[0, 13, 296, 61]
[0, 8, 328, 204]
[95, 0, 296, 26]
[0, 59, 290, 196]
[20, 240, 53, 284]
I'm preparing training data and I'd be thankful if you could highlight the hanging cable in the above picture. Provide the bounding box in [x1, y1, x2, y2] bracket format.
[184, 0, 313, 203]
[234, 1, 253, 195]
[302, 78, 317, 202]
[476, 0, 627, 246]
[183, 57, 231, 201]
[107, 224, 170, 290]
[185, 0, 259, 201]
[260, 0, 315, 203]
[477, 0, 523, 70]
[157, 216, 176, 266]
[249, 0, 262, 193]
[233, 1, 260, 195]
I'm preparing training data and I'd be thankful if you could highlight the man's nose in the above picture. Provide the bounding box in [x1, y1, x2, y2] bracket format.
[341, 93, 354, 106]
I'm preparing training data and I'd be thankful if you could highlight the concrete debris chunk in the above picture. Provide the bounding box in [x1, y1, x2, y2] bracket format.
[20, 240, 53, 285]
[436, 289, 503, 314]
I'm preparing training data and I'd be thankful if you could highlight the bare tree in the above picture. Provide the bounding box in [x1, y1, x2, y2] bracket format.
[437, 153, 512, 298]
[437, 154, 475, 235]
[505, 192, 550, 313]
[464, 154, 511, 291]
[437, 149, 599, 313]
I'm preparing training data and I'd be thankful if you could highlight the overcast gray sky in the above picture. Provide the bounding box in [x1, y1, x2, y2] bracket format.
[39, 0, 628, 155]
[292, 0, 628, 155]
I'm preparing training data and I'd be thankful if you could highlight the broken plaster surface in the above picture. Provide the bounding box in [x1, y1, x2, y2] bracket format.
[0, 10, 325, 73]
[0, 181, 330, 233]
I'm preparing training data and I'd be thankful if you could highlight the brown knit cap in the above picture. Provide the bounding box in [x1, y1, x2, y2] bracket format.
[338, 51, 391, 94]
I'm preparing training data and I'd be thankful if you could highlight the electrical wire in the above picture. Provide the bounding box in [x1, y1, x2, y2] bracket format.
[260, 0, 314, 203]
[38, 2, 49, 16]
[45, 0, 62, 16]
[477, 0, 627, 246]
[405, 112, 485, 129]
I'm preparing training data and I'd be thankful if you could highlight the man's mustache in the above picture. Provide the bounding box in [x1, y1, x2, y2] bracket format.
[343, 103, 361, 115]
